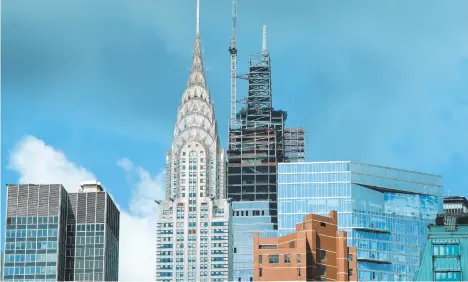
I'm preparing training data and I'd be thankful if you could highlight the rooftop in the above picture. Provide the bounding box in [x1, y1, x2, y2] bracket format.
[444, 196, 468, 206]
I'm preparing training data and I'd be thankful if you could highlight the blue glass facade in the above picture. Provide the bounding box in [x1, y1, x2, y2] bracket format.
[3, 216, 61, 281]
[232, 201, 277, 282]
[415, 216, 468, 281]
[278, 161, 444, 281]
[3, 184, 120, 282]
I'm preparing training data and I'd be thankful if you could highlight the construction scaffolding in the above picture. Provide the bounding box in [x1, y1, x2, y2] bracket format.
[284, 127, 306, 162]
[227, 45, 285, 228]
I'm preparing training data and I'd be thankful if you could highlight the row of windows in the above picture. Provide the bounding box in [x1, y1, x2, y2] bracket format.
[6, 229, 58, 238]
[67, 235, 105, 245]
[4, 254, 57, 263]
[3, 266, 57, 276]
[66, 259, 104, 269]
[67, 272, 104, 281]
[7, 216, 59, 225]
[259, 254, 301, 264]
[233, 210, 266, 217]
[66, 247, 105, 257]
[5, 241, 57, 250]
[434, 271, 461, 281]
[67, 224, 106, 232]
[433, 244, 459, 256]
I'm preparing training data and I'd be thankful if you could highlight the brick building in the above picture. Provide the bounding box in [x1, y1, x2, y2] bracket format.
[253, 211, 357, 281]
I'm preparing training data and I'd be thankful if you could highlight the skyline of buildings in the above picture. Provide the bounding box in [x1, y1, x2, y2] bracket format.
[2, 2, 468, 282]
[2, 182, 120, 281]
[277, 161, 444, 281]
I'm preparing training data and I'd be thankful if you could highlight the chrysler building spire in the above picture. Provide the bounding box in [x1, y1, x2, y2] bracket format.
[166, 0, 225, 201]
[156, 1, 231, 281]
[196, 0, 200, 35]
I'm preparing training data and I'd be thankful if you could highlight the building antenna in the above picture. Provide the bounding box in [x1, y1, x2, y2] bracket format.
[262, 24, 267, 53]
[229, 0, 238, 131]
[196, 0, 200, 35]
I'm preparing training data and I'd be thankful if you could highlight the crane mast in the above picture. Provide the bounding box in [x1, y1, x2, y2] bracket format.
[229, 0, 237, 130]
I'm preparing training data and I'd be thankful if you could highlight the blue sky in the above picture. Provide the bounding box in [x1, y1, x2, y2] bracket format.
[2, 0, 468, 255]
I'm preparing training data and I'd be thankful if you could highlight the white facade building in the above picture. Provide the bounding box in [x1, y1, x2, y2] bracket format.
[155, 1, 232, 281]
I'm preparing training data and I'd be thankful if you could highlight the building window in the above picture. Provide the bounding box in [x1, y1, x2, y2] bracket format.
[259, 255, 263, 264]
[258, 268, 263, 277]
[372, 272, 376, 280]
[433, 244, 459, 256]
[234, 248, 237, 253]
[297, 268, 301, 277]
[320, 250, 327, 260]
[347, 254, 353, 261]
[296, 254, 301, 264]
[284, 254, 291, 264]
[268, 255, 279, 264]
[348, 269, 353, 277]
[435, 271, 461, 281]
[320, 264, 327, 276]
[320, 222, 326, 227]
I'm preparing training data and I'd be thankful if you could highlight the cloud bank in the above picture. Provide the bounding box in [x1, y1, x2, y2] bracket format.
[8, 135, 164, 281]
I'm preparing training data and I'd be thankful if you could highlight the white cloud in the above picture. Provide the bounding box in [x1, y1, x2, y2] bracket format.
[8, 135, 165, 281]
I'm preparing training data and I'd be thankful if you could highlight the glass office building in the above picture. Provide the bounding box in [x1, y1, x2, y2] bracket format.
[65, 181, 120, 281]
[2, 182, 120, 281]
[277, 161, 444, 281]
[232, 201, 277, 281]
[3, 184, 67, 281]
[414, 213, 468, 281]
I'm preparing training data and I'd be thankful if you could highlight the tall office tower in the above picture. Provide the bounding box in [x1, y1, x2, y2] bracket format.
[2, 182, 120, 282]
[227, 28, 286, 281]
[155, 1, 232, 281]
[3, 184, 69, 281]
[444, 196, 468, 214]
[277, 161, 444, 281]
[283, 128, 306, 162]
[65, 181, 120, 281]
[414, 213, 468, 281]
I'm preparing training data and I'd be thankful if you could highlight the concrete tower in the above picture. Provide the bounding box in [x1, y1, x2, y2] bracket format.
[155, 1, 232, 281]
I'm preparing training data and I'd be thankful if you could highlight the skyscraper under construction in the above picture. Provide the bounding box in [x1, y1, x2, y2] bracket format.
[227, 26, 306, 281]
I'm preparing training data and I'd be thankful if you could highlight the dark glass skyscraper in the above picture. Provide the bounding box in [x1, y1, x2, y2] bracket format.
[2, 182, 120, 282]
[65, 181, 120, 281]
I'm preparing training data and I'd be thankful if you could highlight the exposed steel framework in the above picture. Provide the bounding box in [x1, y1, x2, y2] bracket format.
[284, 127, 306, 162]
[227, 27, 286, 228]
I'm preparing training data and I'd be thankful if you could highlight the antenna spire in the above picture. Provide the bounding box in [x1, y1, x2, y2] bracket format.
[196, 0, 200, 35]
[262, 25, 267, 53]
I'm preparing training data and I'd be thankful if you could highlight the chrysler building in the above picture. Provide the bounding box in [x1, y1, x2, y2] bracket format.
[155, 1, 232, 281]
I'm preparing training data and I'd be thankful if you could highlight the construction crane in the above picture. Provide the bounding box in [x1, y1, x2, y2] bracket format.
[228, 0, 237, 130]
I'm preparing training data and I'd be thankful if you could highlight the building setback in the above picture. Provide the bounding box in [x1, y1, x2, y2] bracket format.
[277, 161, 444, 281]
[154, 1, 232, 281]
[414, 213, 468, 281]
[253, 211, 357, 281]
[2, 182, 120, 282]
[444, 196, 468, 214]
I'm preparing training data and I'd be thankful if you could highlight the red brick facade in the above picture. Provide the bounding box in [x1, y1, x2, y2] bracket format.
[253, 211, 357, 281]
